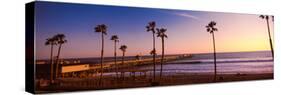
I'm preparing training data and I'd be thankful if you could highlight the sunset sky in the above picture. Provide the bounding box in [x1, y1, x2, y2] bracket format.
[35, 2, 274, 59]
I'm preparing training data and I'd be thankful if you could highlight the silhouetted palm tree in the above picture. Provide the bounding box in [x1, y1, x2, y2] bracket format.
[95, 24, 107, 85]
[110, 35, 119, 78]
[150, 49, 157, 56]
[54, 34, 67, 79]
[120, 45, 127, 79]
[45, 37, 57, 83]
[206, 21, 218, 82]
[259, 15, 274, 60]
[146, 21, 157, 81]
[156, 28, 168, 79]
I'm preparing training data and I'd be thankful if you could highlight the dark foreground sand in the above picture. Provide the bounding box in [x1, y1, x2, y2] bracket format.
[36, 72, 273, 93]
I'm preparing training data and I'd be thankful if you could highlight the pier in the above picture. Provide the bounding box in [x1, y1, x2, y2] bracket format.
[59, 54, 192, 78]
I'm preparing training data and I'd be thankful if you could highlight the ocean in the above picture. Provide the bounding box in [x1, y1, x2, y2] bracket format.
[135, 51, 273, 75]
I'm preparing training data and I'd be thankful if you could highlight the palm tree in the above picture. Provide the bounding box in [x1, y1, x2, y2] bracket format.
[146, 21, 157, 81]
[45, 37, 57, 83]
[259, 15, 274, 60]
[206, 21, 218, 82]
[156, 28, 168, 79]
[54, 34, 67, 79]
[120, 45, 127, 80]
[110, 35, 119, 78]
[150, 49, 157, 55]
[95, 24, 107, 85]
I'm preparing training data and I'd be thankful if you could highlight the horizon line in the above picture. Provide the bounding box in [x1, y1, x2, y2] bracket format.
[36, 50, 271, 60]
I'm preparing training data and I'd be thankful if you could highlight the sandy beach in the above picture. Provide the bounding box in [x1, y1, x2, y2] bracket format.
[36, 72, 273, 93]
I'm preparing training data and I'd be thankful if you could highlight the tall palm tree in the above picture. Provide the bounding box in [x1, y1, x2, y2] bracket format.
[259, 15, 274, 60]
[110, 35, 119, 78]
[95, 24, 107, 85]
[206, 21, 218, 82]
[146, 21, 157, 81]
[45, 37, 57, 83]
[120, 45, 127, 80]
[54, 34, 67, 79]
[156, 28, 168, 79]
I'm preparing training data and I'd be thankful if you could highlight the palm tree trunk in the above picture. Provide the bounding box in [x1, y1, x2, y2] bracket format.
[99, 33, 104, 86]
[160, 38, 164, 80]
[122, 52, 125, 80]
[50, 44, 54, 83]
[152, 32, 156, 81]
[114, 41, 118, 78]
[212, 33, 217, 82]
[266, 19, 274, 60]
[55, 44, 62, 79]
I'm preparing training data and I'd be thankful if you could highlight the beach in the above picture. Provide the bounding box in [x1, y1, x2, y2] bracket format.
[35, 51, 274, 93]
[36, 72, 273, 93]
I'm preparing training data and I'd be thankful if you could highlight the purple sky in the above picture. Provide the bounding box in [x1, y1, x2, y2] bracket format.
[35, 2, 274, 59]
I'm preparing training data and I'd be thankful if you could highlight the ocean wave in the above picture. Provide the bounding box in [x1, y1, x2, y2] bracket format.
[169, 58, 273, 64]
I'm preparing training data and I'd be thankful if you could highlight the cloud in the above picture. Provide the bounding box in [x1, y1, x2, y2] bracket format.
[173, 12, 200, 20]
[157, 10, 201, 21]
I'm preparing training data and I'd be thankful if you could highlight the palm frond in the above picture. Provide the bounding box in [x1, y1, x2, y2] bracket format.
[45, 38, 51, 45]
[259, 15, 265, 19]
[206, 21, 218, 34]
[150, 49, 157, 55]
[54, 34, 67, 44]
[110, 35, 119, 41]
[95, 25, 101, 32]
[146, 21, 156, 33]
[120, 45, 127, 52]
[156, 28, 168, 38]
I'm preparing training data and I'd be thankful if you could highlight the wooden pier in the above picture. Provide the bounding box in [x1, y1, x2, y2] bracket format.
[59, 54, 192, 78]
